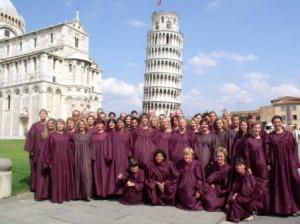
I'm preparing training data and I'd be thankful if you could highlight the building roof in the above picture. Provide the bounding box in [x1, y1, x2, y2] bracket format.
[0, 0, 24, 21]
[271, 96, 300, 105]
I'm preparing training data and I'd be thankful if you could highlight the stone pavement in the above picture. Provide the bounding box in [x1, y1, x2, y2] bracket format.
[0, 193, 299, 224]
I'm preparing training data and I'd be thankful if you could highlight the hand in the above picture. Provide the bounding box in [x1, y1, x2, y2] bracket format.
[267, 165, 271, 171]
[211, 184, 215, 189]
[248, 168, 252, 174]
[232, 193, 238, 200]
[117, 173, 123, 180]
[127, 181, 134, 187]
[195, 191, 201, 199]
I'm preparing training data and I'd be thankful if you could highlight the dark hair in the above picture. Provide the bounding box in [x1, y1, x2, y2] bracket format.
[131, 117, 139, 123]
[235, 157, 246, 166]
[129, 157, 139, 167]
[139, 113, 149, 121]
[131, 110, 138, 115]
[209, 111, 217, 115]
[271, 115, 282, 123]
[95, 119, 105, 125]
[153, 149, 167, 161]
[107, 118, 117, 129]
[108, 112, 116, 117]
[247, 113, 256, 120]
[170, 115, 180, 128]
[194, 113, 202, 118]
[250, 121, 261, 130]
[200, 118, 210, 125]
[125, 114, 132, 121]
[72, 110, 80, 115]
[39, 109, 48, 115]
[213, 118, 223, 130]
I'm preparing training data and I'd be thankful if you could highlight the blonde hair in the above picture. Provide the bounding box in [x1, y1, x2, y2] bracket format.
[77, 119, 88, 131]
[183, 147, 194, 155]
[215, 147, 228, 161]
[41, 118, 56, 139]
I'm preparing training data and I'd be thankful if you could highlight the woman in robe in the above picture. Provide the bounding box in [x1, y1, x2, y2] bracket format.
[176, 147, 205, 211]
[267, 115, 300, 215]
[231, 120, 248, 165]
[131, 117, 139, 130]
[226, 157, 263, 223]
[202, 147, 231, 211]
[24, 109, 48, 192]
[35, 118, 56, 200]
[189, 117, 200, 134]
[150, 116, 160, 131]
[170, 115, 179, 131]
[146, 149, 179, 205]
[243, 121, 270, 213]
[106, 118, 117, 132]
[44, 119, 76, 203]
[214, 118, 234, 162]
[91, 119, 112, 198]
[73, 119, 93, 200]
[66, 117, 76, 136]
[169, 118, 195, 165]
[194, 118, 219, 171]
[108, 118, 131, 195]
[118, 158, 145, 205]
[125, 115, 132, 130]
[87, 115, 96, 134]
[152, 118, 172, 159]
[131, 113, 156, 168]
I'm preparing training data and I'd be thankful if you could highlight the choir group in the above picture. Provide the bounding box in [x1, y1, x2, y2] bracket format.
[24, 108, 300, 223]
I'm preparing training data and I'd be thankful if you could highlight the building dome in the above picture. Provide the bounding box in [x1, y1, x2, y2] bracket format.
[0, 0, 25, 39]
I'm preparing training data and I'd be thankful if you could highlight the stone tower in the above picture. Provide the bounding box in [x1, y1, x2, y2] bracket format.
[143, 11, 183, 116]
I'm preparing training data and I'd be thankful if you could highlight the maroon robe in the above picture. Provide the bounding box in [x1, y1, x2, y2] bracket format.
[195, 132, 218, 171]
[44, 132, 75, 203]
[146, 160, 179, 205]
[24, 121, 45, 192]
[226, 171, 263, 223]
[231, 134, 246, 166]
[152, 130, 172, 159]
[88, 127, 97, 134]
[108, 129, 131, 195]
[202, 163, 231, 211]
[169, 130, 195, 165]
[176, 159, 205, 211]
[215, 129, 234, 161]
[119, 169, 145, 205]
[131, 127, 156, 168]
[91, 132, 112, 197]
[267, 130, 300, 215]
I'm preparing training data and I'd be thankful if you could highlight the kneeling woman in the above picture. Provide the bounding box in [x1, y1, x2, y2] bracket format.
[118, 158, 145, 205]
[226, 158, 263, 223]
[146, 149, 179, 205]
[176, 148, 205, 211]
[202, 147, 232, 211]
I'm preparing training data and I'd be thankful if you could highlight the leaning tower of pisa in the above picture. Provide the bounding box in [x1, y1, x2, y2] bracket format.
[143, 11, 183, 116]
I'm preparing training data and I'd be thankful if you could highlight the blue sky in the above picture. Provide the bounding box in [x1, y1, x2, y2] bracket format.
[12, 0, 300, 116]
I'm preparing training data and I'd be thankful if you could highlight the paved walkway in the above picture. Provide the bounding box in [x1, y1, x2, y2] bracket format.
[0, 193, 299, 224]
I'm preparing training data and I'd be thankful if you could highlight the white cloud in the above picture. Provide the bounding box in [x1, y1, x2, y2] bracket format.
[188, 53, 218, 75]
[128, 19, 147, 28]
[206, 0, 224, 12]
[101, 77, 143, 113]
[65, 0, 73, 7]
[211, 51, 257, 63]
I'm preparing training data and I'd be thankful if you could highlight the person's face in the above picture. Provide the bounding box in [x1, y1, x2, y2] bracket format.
[200, 121, 209, 132]
[100, 113, 106, 120]
[141, 116, 149, 126]
[155, 153, 164, 164]
[161, 118, 169, 130]
[184, 152, 193, 163]
[47, 121, 55, 131]
[95, 122, 104, 132]
[40, 111, 47, 120]
[252, 124, 261, 137]
[132, 112, 138, 118]
[232, 117, 240, 127]
[78, 121, 86, 132]
[209, 113, 217, 122]
[191, 119, 198, 129]
[72, 111, 80, 120]
[170, 111, 175, 118]
[151, 118, 158, 128]
[109, 114, 115, 119]
[117, 120, 125, 129]
[272, 118, 282, 131]
[196, 115, 202, 123]
[223, 112, 231, 121]
[90, 112, 97, 119]
[109, 121, 116, 129]
[175, 110, 183, 118]
[240, 122, 248, 134]
[159, 115, 166, 121]
[130, 166, 139, 173]
[67, 120, 75, 130]
[248, 117, 256, 125]
[131, 120, 138, 128]
[56, 121, 65, 131]
[235, 163, 246, 175]
[216, 120, 223, 130]
[173, 117, 179, 127]
[178, 119, 186, 129]
[87, 117, 94, 126]
[125, 116, 131, 125]
[216, 152, 225, 165]
[120, 113, 126, 120]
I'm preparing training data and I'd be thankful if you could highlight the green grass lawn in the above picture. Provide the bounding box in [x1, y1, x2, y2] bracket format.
[0, 140, 30, 195]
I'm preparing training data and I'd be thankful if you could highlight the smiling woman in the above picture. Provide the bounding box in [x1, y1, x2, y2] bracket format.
[0, 140, 29, 195]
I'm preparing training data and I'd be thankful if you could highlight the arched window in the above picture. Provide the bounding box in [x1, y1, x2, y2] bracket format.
[7, 95, 11, 110]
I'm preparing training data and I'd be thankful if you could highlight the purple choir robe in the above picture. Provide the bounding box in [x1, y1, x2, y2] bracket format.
[91, 132, 112, 197]
[231, 134, 246, 166]
[131, 127, 157, 168]
[88, 127, 97, 134]
[169, 130, 195, 165]
[267, 130, 300, 215]
[226, 171, 263, 223]
[195, 132, 218, 171]
[146, 160, 179, 205]
[202, 163, 231, 211]
[152, 130, 172, 159]
[44, 132, 76, 203]
[108, 129, 131, 195]
[73, 133, 93, 199]
[215, 129, 234, 161]
[119, 169, 145, 205]
[176, 159, 205, 211]
[24, 121, 45, 192]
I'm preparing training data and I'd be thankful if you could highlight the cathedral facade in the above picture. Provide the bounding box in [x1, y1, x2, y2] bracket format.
[0, 0, 102, 139]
